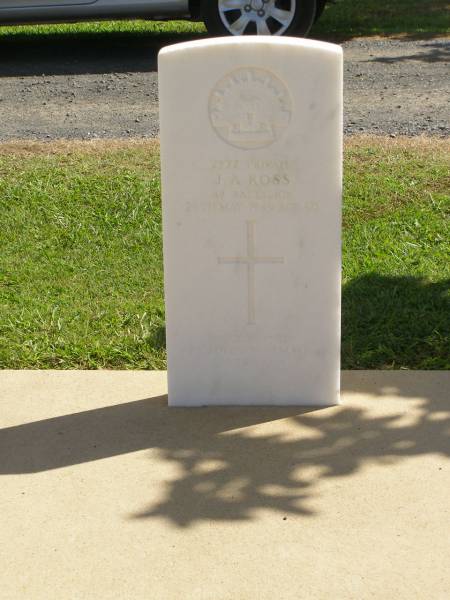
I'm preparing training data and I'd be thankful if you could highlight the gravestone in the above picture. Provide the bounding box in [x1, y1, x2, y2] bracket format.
[159, 37, 342, 406]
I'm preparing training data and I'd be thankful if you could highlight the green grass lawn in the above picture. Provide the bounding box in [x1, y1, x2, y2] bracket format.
[0, 137, 449, 370]
[0, 0, 448, 41]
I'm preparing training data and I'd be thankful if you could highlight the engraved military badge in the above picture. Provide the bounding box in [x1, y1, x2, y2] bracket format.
[209, 67, 292, 150]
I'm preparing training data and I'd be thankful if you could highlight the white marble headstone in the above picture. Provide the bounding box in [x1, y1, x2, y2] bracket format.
[159, 37, 342, 406]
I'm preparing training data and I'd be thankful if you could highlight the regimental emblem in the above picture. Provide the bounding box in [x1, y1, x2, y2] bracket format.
[209, 67, 292, 150]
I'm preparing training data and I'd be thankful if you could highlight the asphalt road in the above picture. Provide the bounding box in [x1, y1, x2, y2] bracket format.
[0, 35, 448, 140]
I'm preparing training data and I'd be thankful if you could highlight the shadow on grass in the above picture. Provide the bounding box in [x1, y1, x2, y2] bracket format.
[342, 274, 450, 370]
[127, 274, 450, 370]
[311, 0, 450, 42]
[313, 29, 449, 44]
[0, 372, 448, 527]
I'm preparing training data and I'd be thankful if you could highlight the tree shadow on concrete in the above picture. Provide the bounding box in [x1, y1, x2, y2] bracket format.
[132, 373, 449, 525]
[0, 371, 448, 527]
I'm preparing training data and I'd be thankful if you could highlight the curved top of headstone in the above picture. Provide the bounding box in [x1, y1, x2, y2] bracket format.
[159, 36, 342, 59]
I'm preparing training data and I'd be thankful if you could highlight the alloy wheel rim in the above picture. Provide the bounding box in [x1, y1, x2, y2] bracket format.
[218, 0, 296, 35]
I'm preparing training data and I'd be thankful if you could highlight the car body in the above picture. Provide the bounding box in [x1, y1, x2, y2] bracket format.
[0, 0, 327, 36]
[0, 0, 189, 24]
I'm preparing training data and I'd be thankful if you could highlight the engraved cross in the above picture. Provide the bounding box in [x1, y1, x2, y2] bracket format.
[218, 221, 284, 325]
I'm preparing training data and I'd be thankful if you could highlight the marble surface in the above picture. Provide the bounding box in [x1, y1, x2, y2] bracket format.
[159, 37, 343, 405]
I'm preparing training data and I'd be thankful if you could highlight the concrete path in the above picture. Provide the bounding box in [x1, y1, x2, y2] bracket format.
[1, 370, 449, 599]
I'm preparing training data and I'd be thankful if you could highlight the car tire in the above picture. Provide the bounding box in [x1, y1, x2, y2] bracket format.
[202, 0, 316, 37]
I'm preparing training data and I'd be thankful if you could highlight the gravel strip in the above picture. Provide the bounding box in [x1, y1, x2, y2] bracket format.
[0, 36, 448, 140]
